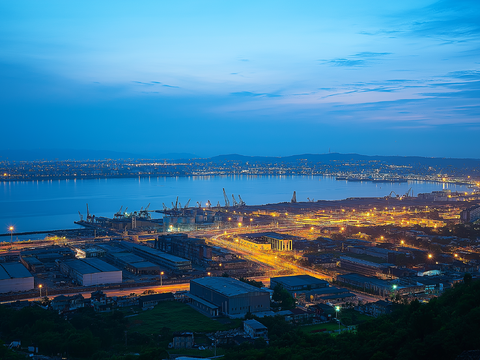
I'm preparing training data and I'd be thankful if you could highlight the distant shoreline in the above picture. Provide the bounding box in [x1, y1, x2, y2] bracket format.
[0, 173, 472, 187]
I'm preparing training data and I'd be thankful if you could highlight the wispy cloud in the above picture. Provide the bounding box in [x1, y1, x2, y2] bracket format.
[321, 52, 391, 67]
[230, 91, 281, 98]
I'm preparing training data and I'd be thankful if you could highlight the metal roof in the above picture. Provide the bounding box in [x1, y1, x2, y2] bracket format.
[192, 277, 269, 297]
[271, 275, 329, 287]
[63, 259, 120, 274]
[83, 258, 120, 272]
[1, 263, 33, 279]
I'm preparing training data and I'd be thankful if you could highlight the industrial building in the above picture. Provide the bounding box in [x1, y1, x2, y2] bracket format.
[0, 263, 34, 293]
[336, 273, 393, 296]
[107, 252, 160, 275]
[118, 241, 192, 271]
[189, 277, 270, 317]
[461, 205, 480, 223]
[236, 232, 298, 252]
[270, 275, 329, 293]
[59, 258, 122, 286]
[339, 256, 387, 277]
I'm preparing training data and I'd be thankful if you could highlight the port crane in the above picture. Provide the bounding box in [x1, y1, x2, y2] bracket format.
[78, 211, 83, 221]
[205, 200, 211, 208]
[114, 206, 123, 219]
[86, 204, 95, 223]
[184, 199, 191, 208]
[232, 194, 239, 207]
[291, 191, 297, 203]
[223, 188, 230, 207]
[238, 195, 246, 206]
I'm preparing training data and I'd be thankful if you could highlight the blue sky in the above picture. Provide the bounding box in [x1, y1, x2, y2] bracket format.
[0, 0, 479, 158]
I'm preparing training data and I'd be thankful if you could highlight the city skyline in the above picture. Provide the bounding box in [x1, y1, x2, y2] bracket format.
[1, 0, 479, 158]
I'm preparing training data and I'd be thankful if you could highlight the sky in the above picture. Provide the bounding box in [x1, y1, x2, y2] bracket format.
[0, 0, 479, 159]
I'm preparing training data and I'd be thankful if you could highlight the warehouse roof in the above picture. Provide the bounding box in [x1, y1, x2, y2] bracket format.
[62, 259, 120, 275]
[271, 275, 329, 288]
[83, 258, 120, 272]
[192, 277, 269, 297]
[1, 263, 33, 279]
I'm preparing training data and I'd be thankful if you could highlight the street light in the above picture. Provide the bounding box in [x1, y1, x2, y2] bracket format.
[160, 271, 164, 287]
[9, 226, 14, 247]
[39, 284, 42, 299]
[335, 306, 341, 332]
[207, 272, 211, 277]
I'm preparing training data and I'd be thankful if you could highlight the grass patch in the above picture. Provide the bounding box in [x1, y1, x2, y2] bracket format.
[129, 301, 241, 334]
[340, 308, 372, 325]
[170, 348, 226, 358]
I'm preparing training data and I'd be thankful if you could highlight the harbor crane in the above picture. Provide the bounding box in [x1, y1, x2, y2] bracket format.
[114, 206, 123, 218]
[307, 197, 315, 202]
[216, 201, 221, 208]
[206, 200, 212, 208]
[184, 199, 191, 208]
[387, 191, 398, 198]
[238, 195, 246, 206]
[291, 191, 297, 203]
[223, 188, 230, 207]
[78, 211, 83, 221]
[86, 203, 95, 223]
[162, 203, 168, 211]
[197, 201, 202, 208]
[404, 188, 413, 198]
[232, 194, 239, 207]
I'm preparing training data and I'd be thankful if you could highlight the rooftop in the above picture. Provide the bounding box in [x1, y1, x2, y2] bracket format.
[192, 277, 269, 297]
[1, 263, 33, 279]
[271, 275, 329, 288]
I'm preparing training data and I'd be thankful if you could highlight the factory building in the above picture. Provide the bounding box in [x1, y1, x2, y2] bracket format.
[107, 252, 160, 275]
[155, 233, 213, 265]
[59, 258, 122, 286]
[270, 275, 329, 294]
[118, 241, 192, 271]
[0, 263, 34, 293]
[189, 277, 270, 317]
[339, 256, 387, 277]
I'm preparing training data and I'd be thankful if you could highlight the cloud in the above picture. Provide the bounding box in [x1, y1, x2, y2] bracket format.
[133, 81, 154, 86]
[162, 84, 179, 88]
[321, 52, 391, 67]
[324, 59, 366, 67]
[230, 91, 281, 98]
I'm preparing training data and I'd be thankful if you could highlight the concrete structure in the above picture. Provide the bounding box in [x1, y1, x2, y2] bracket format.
[265, 233, 293, 251]
[243, 319, 268, 339]
[0, 263, 34, 293]
[270, 275, 329, 294]
[59, 258, 122, 286]
[189, 277, 270, 317]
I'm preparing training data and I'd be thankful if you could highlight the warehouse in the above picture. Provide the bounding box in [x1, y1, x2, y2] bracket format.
[189, 277, 270, 317]
[0, 262, 34, 293]
[108, 252, 161, 274]
[118, 241, 192, 271]
[60, 258, 122, 286]
[270, 275, 329, 294]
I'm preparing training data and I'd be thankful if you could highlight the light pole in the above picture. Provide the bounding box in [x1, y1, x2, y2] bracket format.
[335, 306, 341, 332]
[9, 226, 14, 247]
[207, 272, 211, 277]
[160, 271, 164, 287]
[39, 284, 42, 300]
